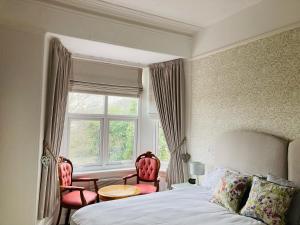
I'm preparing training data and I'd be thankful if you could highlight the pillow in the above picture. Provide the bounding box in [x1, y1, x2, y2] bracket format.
[267, 174, 295, 187]
[240, 176, 296, 225]
[202, 167, 226, 191]
[287, 191, 300, 225]
[211, 170, 252, 212]
[266, 174, 300, 225]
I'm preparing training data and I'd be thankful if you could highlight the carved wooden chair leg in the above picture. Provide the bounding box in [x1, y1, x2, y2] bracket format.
[56, 205, 62, 225]
[65, 209, 71, 225]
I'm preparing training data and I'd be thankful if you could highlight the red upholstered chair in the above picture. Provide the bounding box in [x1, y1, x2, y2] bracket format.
[123, 151, 160, 194]
[57, 157, 99, 225]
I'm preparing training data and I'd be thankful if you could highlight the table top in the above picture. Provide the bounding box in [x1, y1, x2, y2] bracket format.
[98, 185, 140, 201]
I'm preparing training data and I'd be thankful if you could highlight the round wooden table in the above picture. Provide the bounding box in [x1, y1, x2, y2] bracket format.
[98, 185, 140, 201]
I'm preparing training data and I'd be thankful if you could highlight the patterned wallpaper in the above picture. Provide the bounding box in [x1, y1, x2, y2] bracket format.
[190, 27, 300, 166]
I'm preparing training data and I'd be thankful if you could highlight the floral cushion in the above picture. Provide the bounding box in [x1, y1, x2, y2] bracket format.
[211, 170, 252, 212]
[240, 176, 296, 225]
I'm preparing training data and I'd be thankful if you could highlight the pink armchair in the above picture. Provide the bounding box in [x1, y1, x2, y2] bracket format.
[123, 151, 160, 194]
[57, 157, 99, 225]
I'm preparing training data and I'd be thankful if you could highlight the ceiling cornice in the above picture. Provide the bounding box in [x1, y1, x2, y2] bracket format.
[35, 0, 202, 36]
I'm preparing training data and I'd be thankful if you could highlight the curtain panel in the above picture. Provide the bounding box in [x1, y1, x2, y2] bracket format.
[38, 38, 72, 219]
[149, 58, 187, 188]
[70, 58, 143, 97]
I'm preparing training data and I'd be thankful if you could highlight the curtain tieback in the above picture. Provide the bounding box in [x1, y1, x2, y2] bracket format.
[41, 141, 59, 167]
[172, 137, 186, 153]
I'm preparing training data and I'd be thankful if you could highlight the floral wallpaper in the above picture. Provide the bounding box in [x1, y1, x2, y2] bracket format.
[190, 27, 300, 165]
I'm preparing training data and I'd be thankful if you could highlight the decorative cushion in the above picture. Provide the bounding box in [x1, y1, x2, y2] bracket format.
[240, 176, 296, 225]
[138, 158, 158, 181]
[211, 170, 252, 212]
[62, 190, 97, 207]
[135, 184, 157, 194]
[266, 175, 300, 225]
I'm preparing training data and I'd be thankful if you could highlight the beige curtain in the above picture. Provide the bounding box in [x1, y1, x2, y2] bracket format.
[38, 38, 72, 219]
[150, 58, 187, 188]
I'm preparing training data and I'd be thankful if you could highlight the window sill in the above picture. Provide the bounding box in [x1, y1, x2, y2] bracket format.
[73, 167, 167, 179]
[74, 167, 135, 177]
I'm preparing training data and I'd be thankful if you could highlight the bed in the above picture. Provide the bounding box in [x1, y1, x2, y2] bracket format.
[71, 130, 300, 225]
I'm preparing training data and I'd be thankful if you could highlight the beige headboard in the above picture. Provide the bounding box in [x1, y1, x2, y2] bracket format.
[213, 130, 289, 178]
[288, 139, 300, 187]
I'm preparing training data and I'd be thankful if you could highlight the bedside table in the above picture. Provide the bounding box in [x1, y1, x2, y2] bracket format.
[171, 182, 196, 190]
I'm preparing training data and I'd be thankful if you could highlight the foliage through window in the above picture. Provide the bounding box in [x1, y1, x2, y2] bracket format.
[156, 122, 170, 162]
[67, 92, 139, 169]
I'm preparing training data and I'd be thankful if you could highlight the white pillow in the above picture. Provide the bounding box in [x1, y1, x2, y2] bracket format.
[267, 174, 295, 187]
[202, 167, 226, 192]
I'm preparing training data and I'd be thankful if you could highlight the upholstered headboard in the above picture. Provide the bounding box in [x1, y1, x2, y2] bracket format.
[213, 130, 289, 178]
[288, 138, 300, 187]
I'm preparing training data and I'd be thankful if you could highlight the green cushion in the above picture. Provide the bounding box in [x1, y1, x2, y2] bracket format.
[241, 176, 296, 225]
[211, 170, 252, 212]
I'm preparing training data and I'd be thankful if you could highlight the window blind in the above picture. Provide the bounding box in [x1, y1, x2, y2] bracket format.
[70, 58, 143, 97]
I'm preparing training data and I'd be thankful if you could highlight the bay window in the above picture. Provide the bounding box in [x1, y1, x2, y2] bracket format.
[66, 91, 139, 170]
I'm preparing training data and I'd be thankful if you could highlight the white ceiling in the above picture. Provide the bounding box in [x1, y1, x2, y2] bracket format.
[45, 0, 263, 35]
[50, 33, 179, 67]
[99, 0, 262, 27]
[46, 0, 264, 64]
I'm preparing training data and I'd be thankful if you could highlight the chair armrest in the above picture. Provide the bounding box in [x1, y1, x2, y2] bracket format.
[61, 185, 85, 191]
[72, 177, 99, 198]
[61, 186, 87, 205]
[123, 173, 137, 180]
[123, 174, 137, 184]
[72, 177, 99, 182]
[73, 177, 99, 195]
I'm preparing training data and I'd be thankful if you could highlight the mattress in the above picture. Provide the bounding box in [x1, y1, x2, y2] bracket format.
[71, 186, 263, 225]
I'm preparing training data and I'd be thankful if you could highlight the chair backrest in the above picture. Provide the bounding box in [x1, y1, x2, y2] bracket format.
[135, 151, 160, 182]
[58, 157, 73, 187]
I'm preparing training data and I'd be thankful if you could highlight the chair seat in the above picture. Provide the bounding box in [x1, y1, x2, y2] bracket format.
[62, 190, 97, 207]
[134, 184, 157, 194]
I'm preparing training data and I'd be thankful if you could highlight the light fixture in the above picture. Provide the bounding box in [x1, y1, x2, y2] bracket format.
[189, 161, 205, 185]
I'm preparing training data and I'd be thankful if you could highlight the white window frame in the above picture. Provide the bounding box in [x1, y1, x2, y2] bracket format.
[65, 92, 140, 172]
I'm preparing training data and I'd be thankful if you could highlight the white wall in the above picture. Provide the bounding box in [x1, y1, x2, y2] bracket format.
[0, 0, 192, 58]
[193, 0, 300, 57]
[0, 24, 46, 225]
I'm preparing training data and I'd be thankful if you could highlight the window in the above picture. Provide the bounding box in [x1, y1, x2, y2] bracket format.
[155, 121, 170, 163]
[66, 92, 139, 170]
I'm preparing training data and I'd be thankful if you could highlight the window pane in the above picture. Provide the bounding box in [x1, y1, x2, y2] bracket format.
[158, 125, 170, 162]
[69, 120, 101, 166]
[108, 96, 138, 116]
[68, 92, 105, 114]
[108, 120, 134, 161]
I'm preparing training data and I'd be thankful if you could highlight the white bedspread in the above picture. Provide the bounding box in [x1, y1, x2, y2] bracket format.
[71, 186, 263, 225]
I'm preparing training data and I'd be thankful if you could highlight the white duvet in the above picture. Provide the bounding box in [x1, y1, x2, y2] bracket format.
[71, 186, 263, 225]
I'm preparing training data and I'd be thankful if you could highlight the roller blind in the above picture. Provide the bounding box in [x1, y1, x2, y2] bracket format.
[70, 58, 143, 97]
